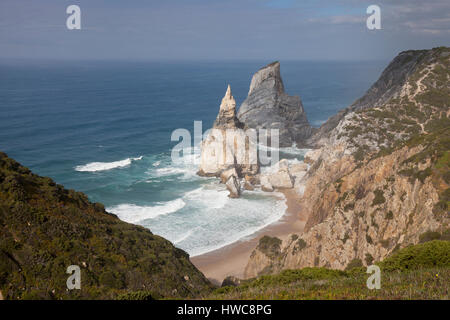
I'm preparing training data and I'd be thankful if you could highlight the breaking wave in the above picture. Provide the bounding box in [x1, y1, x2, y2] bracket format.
[75, 156, 143, 172]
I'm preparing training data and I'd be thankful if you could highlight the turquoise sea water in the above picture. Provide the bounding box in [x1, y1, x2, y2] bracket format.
[0, 60, 386, 256]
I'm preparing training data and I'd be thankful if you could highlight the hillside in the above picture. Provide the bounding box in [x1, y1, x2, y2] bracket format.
[0, 152, 212, 299]
[208, 241, 449, 300]
[244, 47, 450, 277]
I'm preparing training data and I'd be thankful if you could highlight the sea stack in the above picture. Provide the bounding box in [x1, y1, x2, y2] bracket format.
[198, 85, 259, 197]
[237, 61, 314, 147]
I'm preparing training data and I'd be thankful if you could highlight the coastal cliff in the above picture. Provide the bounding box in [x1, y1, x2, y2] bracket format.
[244, 47, 450, 278]
[0, 152, 212, 299]
[238, 61, 314, 147]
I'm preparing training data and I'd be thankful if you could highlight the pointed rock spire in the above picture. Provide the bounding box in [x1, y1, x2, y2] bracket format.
[225, 84, 232, 99]
[214, 85, 243, 129]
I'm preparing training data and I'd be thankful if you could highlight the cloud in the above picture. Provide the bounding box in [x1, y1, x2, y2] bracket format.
[380, 0, 450, 34]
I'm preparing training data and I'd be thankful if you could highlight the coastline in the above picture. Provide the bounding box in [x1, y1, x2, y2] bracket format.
[190, 188, 307, 285]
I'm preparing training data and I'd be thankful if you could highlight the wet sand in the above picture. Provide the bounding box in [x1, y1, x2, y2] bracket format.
[190, 189, 307, 285]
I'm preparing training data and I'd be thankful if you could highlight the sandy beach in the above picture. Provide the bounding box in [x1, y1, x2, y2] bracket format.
[191, 189, 308, 285]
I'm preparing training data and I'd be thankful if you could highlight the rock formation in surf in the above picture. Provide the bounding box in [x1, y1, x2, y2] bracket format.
[198, 85, 259, 197]
[237, 61, 314, 147]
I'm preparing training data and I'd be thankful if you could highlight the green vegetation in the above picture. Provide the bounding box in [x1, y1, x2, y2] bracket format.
[293, 239, 307, 253]
[206, 241, 450, 300]
[371, 189, 386, 206]
[117, 290, 159, 300]
[0, 152, 212, 300]
[385, 211, 394, 220]
[257, 236, 282, 259]
[345, 259, 363, 270]
[379, 240, 450, 272]
[419, 231, 444, 243]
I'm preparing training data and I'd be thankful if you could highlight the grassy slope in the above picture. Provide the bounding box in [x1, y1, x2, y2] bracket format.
[207, 241, 450, 300]
[0, 152, 213, 299]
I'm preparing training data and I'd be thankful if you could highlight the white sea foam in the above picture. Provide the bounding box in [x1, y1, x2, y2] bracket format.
[152, 160, 161, 167]
[75, 156, 143, 172]
[107, 198, 186, 223]
[173, 229, 195, 244]
[187, 191, 287, 257]
[183, 186, 228, 209]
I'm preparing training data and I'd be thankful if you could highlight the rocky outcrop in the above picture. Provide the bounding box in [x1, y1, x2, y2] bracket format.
[225, 175, 240, 198]
[237, 62, 314, 147]
[267, 170, 293, 189]
[198, 85, 259, 197]
[198, 85, 259, 180]
[259, 159, 308, 192]
[244, 47, 450, 277]
[260, 175, 274, 192]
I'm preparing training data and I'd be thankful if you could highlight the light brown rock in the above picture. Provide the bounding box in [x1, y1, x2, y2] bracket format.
[226, 175, 240, 198]
[260, 175, 273, 192]
[268, 171, 293, 189]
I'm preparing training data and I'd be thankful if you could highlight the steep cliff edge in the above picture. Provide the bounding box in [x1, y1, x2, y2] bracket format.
[308, 48, 445, 146]
[238, 61, 314, 147]
[245, 47, 450, 278]
[0, 152, 212, 299]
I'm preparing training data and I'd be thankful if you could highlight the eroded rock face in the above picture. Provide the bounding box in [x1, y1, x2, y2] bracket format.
[243, 47, 450, 277]
[237, 62, 314, 147]
[198, 85, 259, 178]
[226, 175, 240, 198]
[220, 168, 238, 184]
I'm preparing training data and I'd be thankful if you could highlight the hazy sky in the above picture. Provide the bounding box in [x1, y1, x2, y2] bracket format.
[0, 0, 449, 61]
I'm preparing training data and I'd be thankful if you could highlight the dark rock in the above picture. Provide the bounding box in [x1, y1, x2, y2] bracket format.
[221, 276, 242, 287]
[237, 61, 314, 147]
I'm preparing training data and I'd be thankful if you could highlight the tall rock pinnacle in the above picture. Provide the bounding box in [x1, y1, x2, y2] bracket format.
[237, 61, 314, 147]
[198, 85, 258, 181]
[213, 84, 244, 129]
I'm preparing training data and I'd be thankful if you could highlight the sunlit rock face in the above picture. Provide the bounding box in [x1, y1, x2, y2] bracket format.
[198, 85, 259, 179]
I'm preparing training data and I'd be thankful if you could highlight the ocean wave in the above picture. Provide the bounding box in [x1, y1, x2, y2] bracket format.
[152, 160, 161, 167]
[75, 156, 143, 172]
[183, 186, 229, 209]
[147, 163, 199, 180]
[107, 198, 186, 223]
[188, 191, 287, 257]
[173, 229, 195, 244]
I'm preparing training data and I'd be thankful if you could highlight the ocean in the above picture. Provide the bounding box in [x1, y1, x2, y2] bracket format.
[0, 59, 386, 256]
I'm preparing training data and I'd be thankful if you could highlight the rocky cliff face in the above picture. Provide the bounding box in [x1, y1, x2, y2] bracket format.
[238, 62, 314, 147]
[245, 47, 450, 278]
[307, 49, 442, 147]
